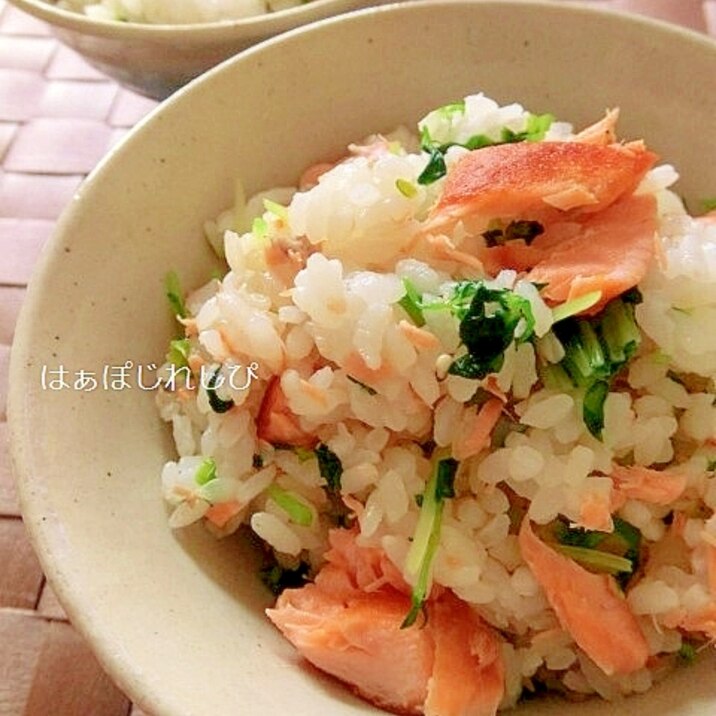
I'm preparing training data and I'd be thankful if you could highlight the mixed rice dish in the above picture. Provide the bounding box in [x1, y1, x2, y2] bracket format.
[157, 93, 716, 714]
[57, 0, 302, 24]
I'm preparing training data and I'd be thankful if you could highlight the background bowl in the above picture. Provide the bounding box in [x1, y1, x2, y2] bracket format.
[9, 1, 716, 715]
[5, 0, 384, 99]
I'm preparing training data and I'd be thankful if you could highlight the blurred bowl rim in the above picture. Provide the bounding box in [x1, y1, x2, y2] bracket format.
[6, 0, 367, 38]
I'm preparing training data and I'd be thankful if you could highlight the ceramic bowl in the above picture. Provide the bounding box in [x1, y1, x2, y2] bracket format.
[9, 2, 716, 715]
[6, 0, 383, 99]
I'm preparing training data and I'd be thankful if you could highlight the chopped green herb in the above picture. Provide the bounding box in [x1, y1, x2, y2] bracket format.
[315, 443, 343, 491]
[554, 521, 603, 549]
[462, 134, 496, 150]
[525, 112, 555, 141]
[206, 368, 235, 414]
[263, 198, 289, 221]
[194, 457, 217, 486]
[553, 517, 641, 587]
[445, 281, 535, 380]
[572, 322, 608, 385]
[197, 473, 236, 505]
[417, 147, 448, 185]
[598, 299, 641, 366]
[677, 641, 698, 665]
[435, 457, 458, 499]
[395, 178, 418, 198]
[445, 354, 480, 380]
[402, 456, 459, 628]
[252, 216, 268, 240]
[702, 197, 716, 213]
[166, 338, 191, 368]
[294, 446, 315, 462]
[540, 364, 574, 392]
[267, 484, 313, 526]
[613, 517, 643, 583]
[551, 291, 603, 323]
[260, 561, 309, 596]
[500, 128, 522, 143]
[164, 271, 187, 319]
[499, 113, 555, 144]
[583, 380, 610, 440]
[347, 375, 378, 395]
[552, 297, 641, 439]
[436, 100, 466, 118]
[554, 544, 633, 574]
[398, 278, 426, 327]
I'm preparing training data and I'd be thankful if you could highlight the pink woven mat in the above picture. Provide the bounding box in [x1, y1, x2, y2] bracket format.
[0, 1, 714, 714]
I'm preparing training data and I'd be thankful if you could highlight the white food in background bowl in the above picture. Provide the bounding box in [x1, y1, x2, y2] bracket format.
[6, 0, 381, 98]
[59, 0, 302, 23]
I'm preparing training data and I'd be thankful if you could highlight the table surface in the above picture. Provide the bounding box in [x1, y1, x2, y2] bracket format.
[1, 1, 715, 714]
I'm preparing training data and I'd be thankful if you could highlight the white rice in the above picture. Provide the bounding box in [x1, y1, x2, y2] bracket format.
[155, 92, 716, 710]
